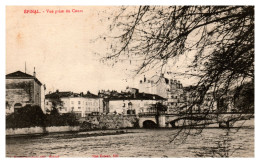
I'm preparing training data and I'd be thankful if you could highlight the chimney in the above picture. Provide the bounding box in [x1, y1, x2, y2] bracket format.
[33, 67, 36, 77]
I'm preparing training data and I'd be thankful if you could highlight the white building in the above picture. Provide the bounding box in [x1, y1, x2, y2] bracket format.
[45, 91, 103, 117]
[108, 88, 166, 115]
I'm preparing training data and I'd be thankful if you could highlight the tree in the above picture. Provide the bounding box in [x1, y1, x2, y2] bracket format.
[234, 81, 254, 113]
[155, 102, 167, 113]
[6, 105, 45, 128]
[100, 6, 254, 145]
[47, 97, 63, 115]
[102, 6, 254, 110]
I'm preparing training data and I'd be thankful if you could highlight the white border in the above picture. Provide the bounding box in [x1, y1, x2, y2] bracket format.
[1, 0, 259, 163]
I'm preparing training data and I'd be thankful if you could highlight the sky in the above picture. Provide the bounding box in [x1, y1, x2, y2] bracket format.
[6, 6, 196, 94]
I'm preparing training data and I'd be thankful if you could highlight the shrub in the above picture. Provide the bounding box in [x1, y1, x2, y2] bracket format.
[6, 105, 79, 128]
[6, 105, 45, 128]
[45, 112, 79, 127]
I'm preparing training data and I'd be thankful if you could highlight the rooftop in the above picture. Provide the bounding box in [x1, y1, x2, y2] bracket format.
[6, 70, 42, 85]
[45, 91, 100, 99]
[109, 92, 166, 101]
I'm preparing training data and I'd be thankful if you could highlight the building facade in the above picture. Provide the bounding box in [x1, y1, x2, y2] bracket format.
[6, 70, 42, 115]
[45, 91, 103, 117]
[107, 88, 166, 115]
[138, 75, 186, 113]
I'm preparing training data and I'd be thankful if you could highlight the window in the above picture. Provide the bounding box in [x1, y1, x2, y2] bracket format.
[71, 107, 74, 111]
[64, 107, 67, 111]
[78, 107, 81, 110]
[128, 102, 133, 109]
[14, 103, 22, 113]
[78, 101, 81, 105]
[46, 102, 49, 105]
[86, 102, 88, 105]
[71, 101, 74, 104]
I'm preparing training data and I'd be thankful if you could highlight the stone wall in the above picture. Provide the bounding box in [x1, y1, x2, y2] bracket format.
[6, 126, 80, 136]
[80, 115, 139, 130]
[6, 78, 41, 114]
[6, 79, 34, 114]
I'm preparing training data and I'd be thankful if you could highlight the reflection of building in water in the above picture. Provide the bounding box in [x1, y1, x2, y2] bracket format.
[6, 70, 43, 115]
[138, 74, 186, 113]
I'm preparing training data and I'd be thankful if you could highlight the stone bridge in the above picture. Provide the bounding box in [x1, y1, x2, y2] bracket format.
[138, 112, 254, 128]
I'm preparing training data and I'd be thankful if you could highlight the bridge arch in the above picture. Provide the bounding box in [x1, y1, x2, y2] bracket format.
[166, 116, 212, 128]
[139, 117, 157, 128]
[143, 120, 157, 128]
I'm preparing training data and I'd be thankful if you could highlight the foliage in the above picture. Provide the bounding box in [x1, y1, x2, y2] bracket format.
[48, 97, 63, 114]
[155, 102, 167, 112]
[50, 107, 59, 115]
[101, 6, 254, 144]
[234, 82, 254, 112]
[103, 6, 254, 108]
[6, 105, 79, 128]
[45, 112, 79, 127]
[6, 105, 45, 128]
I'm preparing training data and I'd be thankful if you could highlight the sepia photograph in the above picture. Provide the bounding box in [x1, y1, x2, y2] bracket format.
[5, 4, 255, 158]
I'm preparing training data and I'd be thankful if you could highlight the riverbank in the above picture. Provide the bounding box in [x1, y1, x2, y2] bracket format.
[6, 126, 80, 137]
[6, 129, 129, 139]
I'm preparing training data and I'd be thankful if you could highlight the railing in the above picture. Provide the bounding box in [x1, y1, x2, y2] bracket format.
[166, 111, 254, 116]
[138, 111, 254, 117]
[138, 111, 167, 116]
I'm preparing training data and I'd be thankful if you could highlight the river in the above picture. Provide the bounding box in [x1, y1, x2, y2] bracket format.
[6, 119, 254, 158]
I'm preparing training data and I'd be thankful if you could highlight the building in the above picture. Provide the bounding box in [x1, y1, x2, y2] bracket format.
[6, 70, 43, 115]
[138, 74, 186, 113]
[45, 91, 104, 117]
[183, 86, 220, 113]
[107, 88, 166, 115]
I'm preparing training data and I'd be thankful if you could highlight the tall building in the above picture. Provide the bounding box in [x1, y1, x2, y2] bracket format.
[138, 74, 186, 113]
[6, 70, 42, 115]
